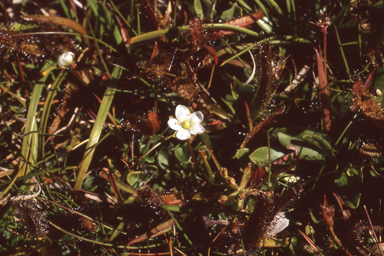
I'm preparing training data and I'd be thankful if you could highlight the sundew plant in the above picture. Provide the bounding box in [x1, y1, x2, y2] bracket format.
[0, 0, 384, 255]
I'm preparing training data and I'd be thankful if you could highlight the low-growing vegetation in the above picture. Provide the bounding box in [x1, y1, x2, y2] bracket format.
[0, 0, 384, 255]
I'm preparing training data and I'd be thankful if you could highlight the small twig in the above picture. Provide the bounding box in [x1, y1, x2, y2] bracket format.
[364, 205, 384, 256]
[0, 176, 41, 205]
[282, 65, 310, 94]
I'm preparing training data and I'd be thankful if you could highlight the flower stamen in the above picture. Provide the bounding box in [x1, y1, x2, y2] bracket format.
[182, 120, 191, 129]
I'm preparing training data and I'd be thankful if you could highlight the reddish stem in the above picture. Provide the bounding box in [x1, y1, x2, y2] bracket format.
[20, 14, 89, 46]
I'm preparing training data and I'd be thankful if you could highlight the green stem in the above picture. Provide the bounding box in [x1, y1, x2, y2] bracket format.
[334, 113, 358, 149]
[267, 130, 271, 191]
[311, 165, 326, 190]
[128, 23, 261, 44]
[50, 221, 156, 249]
[108, 0, 137, 36]
[137, 3, 141, 35]
[83, 5, 110, 76]
[333, 23, 349, 74]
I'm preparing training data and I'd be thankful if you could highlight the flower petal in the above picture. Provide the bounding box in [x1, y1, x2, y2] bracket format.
[58, 52, 75, 69]
[168, 119, 182, 131]
[190, 111, 204, 124]
[189, 124, 205, 135]
[176, 129, 191, 140]
[175, 105, 190, 121]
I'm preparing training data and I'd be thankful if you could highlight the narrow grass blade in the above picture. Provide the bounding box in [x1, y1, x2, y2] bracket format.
[0, 166, 22, 201]
[74, 65, 122, 190]
[39, 69, 67, 158]
[128, 23, 261, 44]
[19, 66, 57, 177]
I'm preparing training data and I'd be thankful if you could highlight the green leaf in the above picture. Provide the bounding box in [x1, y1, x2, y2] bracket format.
[201, 0, 215, 19]
[100, 4, 113, 29]
[127, 172, 149, 188]
[221, 94, 237, 115]
[334, 166, 363, 209]
[113, 22, 123, 45]
[305, 225, 315, 235]
[220, 3, 242, 21]
[302, 134, 337, 165]
[39, 69, 67, 158]
[58, 0, 71, 19]
[163, 171, 180, 182]
[303, 134, 332, 151]
[200, 133, 213, 149]
[278, 127, 331, 162]
[233, 76, 254, 92]
[220, 78, 240, 115]
[174, 144, 190, 164]
[236, 148, 249, 159]
[249, 147, 285, 165]
[144, 156, 155, 164]
[83, 174, 96, 191]
[194, 0, 204, 19]
[372, 157, 384, 172]
[19, 66, 57, 177]
[74, 64, 122, 190]
[158, 148, 171, 170]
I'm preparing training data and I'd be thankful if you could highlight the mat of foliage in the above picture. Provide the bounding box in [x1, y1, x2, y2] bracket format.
[1, 0, 384, 255]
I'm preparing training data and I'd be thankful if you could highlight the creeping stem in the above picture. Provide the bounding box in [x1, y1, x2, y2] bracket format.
[20, 15, 90, 46]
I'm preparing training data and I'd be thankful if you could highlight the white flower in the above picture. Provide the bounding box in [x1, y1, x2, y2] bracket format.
[58, 52, 75, 69]
[167, 105, 205, 140]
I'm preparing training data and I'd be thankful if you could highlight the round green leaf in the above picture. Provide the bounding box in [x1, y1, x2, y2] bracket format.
[174, 144, 190, 164]
[158, 148, 171, 170]
[127, 171, 149, 188]
[249, 147, 285, 165]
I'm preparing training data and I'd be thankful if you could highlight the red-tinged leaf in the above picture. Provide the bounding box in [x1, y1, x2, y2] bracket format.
[332, 192, 351, 221]
[106, 169, 123, 203]
[189, 17, 206, 52]
[126, 219, 175, 247]
[226, 10, 264, 27]
[204, 45, 218, 64]
[212, 11, 265, 37]
[315, 48, 327, 96]
[244, 100, 252, 130]
[298, 229, 320, 253]
[122, 111, 161, 136]
[319, 195, 335, 227]
[109, 4, 130, 43]
[315, 48, 330, 131]
[139, 0, 161, 30]
[208, 119, 223, 126]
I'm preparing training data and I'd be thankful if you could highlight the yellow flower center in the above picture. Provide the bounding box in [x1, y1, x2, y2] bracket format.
[181, 119, 191, 129]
